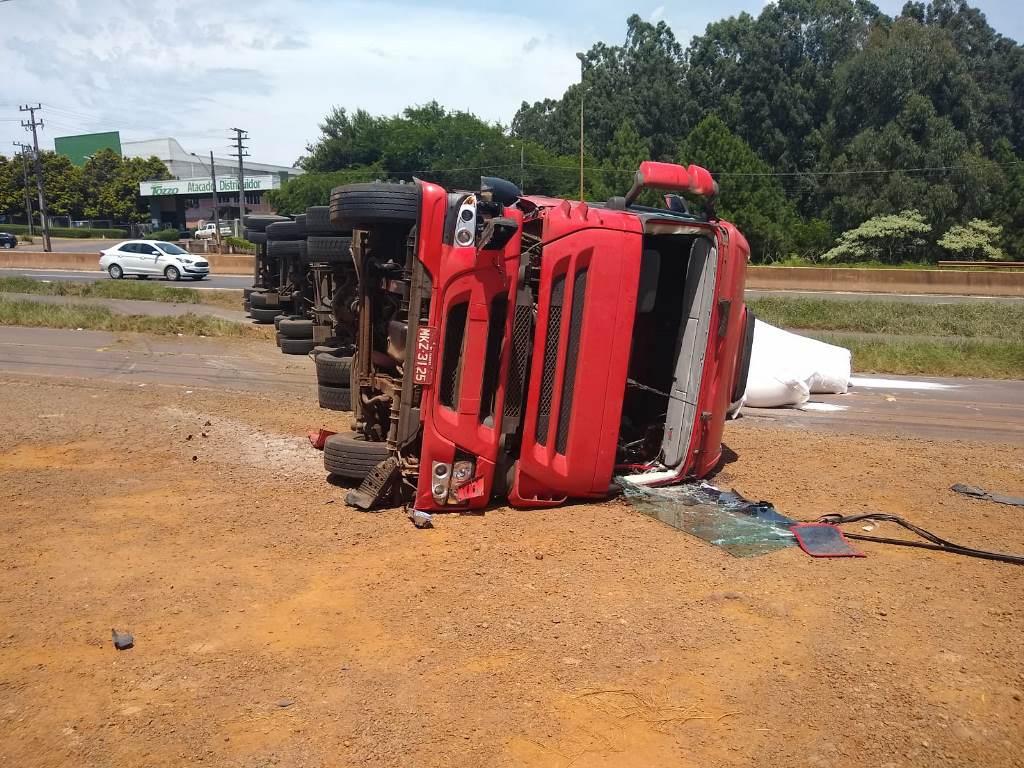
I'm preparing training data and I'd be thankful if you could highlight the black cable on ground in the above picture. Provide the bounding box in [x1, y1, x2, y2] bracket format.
[813, 513, 1024, 566]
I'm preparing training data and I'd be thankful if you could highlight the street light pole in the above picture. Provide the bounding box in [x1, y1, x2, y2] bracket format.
[576, 53, 585, 201]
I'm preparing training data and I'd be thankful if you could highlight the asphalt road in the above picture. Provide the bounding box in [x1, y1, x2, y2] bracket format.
[746, 288, 1024, 304]
[8, 237, 123, 253]
[0, 326, 312, 394]
[743, 374, 1024, 443]
[2, 266, 1020, 303]
[0, 267, 251, 289]
[0, 325, 1020, 443]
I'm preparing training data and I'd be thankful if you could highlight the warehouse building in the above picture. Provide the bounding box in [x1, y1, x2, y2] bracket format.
[54, 132, 303, 230]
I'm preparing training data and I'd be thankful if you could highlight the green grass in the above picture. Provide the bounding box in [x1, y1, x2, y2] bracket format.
[0, 297, 267, 338]
[0, 277, 243, 310]
[812, 333, 1024, 379]
[748, 297, 1023, 341]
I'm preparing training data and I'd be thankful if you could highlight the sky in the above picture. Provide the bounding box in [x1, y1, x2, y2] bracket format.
[2, 0, 1020, 168]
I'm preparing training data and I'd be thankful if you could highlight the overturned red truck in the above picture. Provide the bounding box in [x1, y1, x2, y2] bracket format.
[322, 161, 755, 520]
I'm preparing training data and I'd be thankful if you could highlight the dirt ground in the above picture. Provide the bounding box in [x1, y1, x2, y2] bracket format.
[1, 374, 1022, 768]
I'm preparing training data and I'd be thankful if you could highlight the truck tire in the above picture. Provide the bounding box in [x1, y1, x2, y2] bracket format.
[304, 236, 353, 264]
[318, 384, 351, 411]
[323, 432, 388, 479]
[275, 331, 283, 347]
[279, 318, 314, 339]
[243, 214, 289, 232]
[244, 229, 267, 244]
[330, 182, 420, 229]
[266, 220, 304, 240]
[249, 291, 280, 309]
[305, 205, 345, 235]
[250, 307, 280, 323]
[297, 240, 307, 262]
[267, 240, 302, 258]
[280, 337, 316, 355]
[315, 353, 352, 386]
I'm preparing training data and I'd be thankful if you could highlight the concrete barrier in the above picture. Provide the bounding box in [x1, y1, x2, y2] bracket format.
[0, 251, 255, 276]
[746, 265, 1024, 297]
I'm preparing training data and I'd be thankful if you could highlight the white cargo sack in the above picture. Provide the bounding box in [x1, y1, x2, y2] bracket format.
[743, 320, 851, 408]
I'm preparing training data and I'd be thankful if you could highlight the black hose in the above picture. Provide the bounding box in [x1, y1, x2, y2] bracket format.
[814, 513, 1024, 566]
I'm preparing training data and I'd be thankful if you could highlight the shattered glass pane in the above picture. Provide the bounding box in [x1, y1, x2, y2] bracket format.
[617, 479, 797, 557]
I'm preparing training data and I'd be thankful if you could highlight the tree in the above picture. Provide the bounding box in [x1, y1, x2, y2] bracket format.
[822, 210, 932, 262]
[590, 119, 650, 201]
[678, 116, 800, 261]
[513, 14, 688, 161]
[938, 219, 1006, 260]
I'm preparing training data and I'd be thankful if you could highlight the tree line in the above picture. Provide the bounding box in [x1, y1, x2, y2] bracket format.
[276, 0, 1022, 263]
[0, 148, 168, 225]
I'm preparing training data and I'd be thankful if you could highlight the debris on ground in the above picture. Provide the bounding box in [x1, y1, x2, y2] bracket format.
[790, 523, 865, 558]
[618, 479, 796, 557]
[111, 629, 134, 650]
[951, 483, 1024, 507]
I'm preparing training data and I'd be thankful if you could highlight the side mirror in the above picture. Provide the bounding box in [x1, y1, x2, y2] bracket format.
[480, 176, 520, 206]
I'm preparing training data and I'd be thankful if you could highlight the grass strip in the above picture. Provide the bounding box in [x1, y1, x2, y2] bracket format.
[0, 277, 242, 310]
[748, 296, 1023, 341]
[810, 332, 1024, 379]
[0, 297, 267, 338]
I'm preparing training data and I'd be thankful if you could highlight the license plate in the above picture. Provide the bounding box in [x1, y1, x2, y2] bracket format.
[412, 326, 436, 386]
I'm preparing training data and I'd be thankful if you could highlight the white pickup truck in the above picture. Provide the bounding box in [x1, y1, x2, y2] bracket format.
[194, 222, 234, 239]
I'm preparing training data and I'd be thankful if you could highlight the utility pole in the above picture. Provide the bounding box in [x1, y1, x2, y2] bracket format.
[520, 143, 525, 192]
[230, 127, 249, 235]
[209, 151, 221, 248]
[12, 142, 34, 236]
[19, 104, 51, 251]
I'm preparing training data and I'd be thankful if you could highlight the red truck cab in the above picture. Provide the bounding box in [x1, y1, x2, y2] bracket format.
[327, 162, 754, 518]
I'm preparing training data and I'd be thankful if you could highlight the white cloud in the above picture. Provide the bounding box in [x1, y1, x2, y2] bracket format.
[0, 0, 582, 166]
[649, 5, 665, 22]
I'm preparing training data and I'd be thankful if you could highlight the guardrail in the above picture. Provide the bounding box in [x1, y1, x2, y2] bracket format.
[937, 261, 1024, 270]
[746, 265, 1024, 297]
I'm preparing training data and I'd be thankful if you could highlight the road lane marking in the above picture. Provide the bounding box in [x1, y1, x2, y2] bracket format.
[850, 376, 960, 390]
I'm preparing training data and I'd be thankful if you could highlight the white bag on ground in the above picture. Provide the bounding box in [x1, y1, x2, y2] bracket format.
[743, 320, 851, 408]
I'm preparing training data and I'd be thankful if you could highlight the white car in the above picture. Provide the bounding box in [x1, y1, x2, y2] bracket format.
[99, 240, 210, 281]
[194, 222, 234, 239]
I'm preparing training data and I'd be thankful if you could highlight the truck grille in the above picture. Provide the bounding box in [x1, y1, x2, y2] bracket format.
[502, 304, 533, 421]
[535, 275, 565, 446]
[555, 268, 587, 454]
[478, 295, 508, 425]
[439, 302, 468, 408]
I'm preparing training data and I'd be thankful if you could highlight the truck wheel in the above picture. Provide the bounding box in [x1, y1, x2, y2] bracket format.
[305, 205, 345, 235]
[243, 214, 289, 232]
[249, 291, 280, 309]
[249, 307, 280, 324]
[329, 182, 419, 229]
[266, 220, 305, 240]
[323, 432, 388, 479]
[304, 236, 353, 264]
[280, 337, 316, 355]
[267, 240, 302, 258]
[315, 354, 352, 386]
[279, 318, 314, 339]
[318, 384, 351, 411]
[244, 230, 267, 244]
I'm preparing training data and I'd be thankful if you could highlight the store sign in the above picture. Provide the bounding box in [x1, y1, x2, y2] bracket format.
[139, 175, 279, 197]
